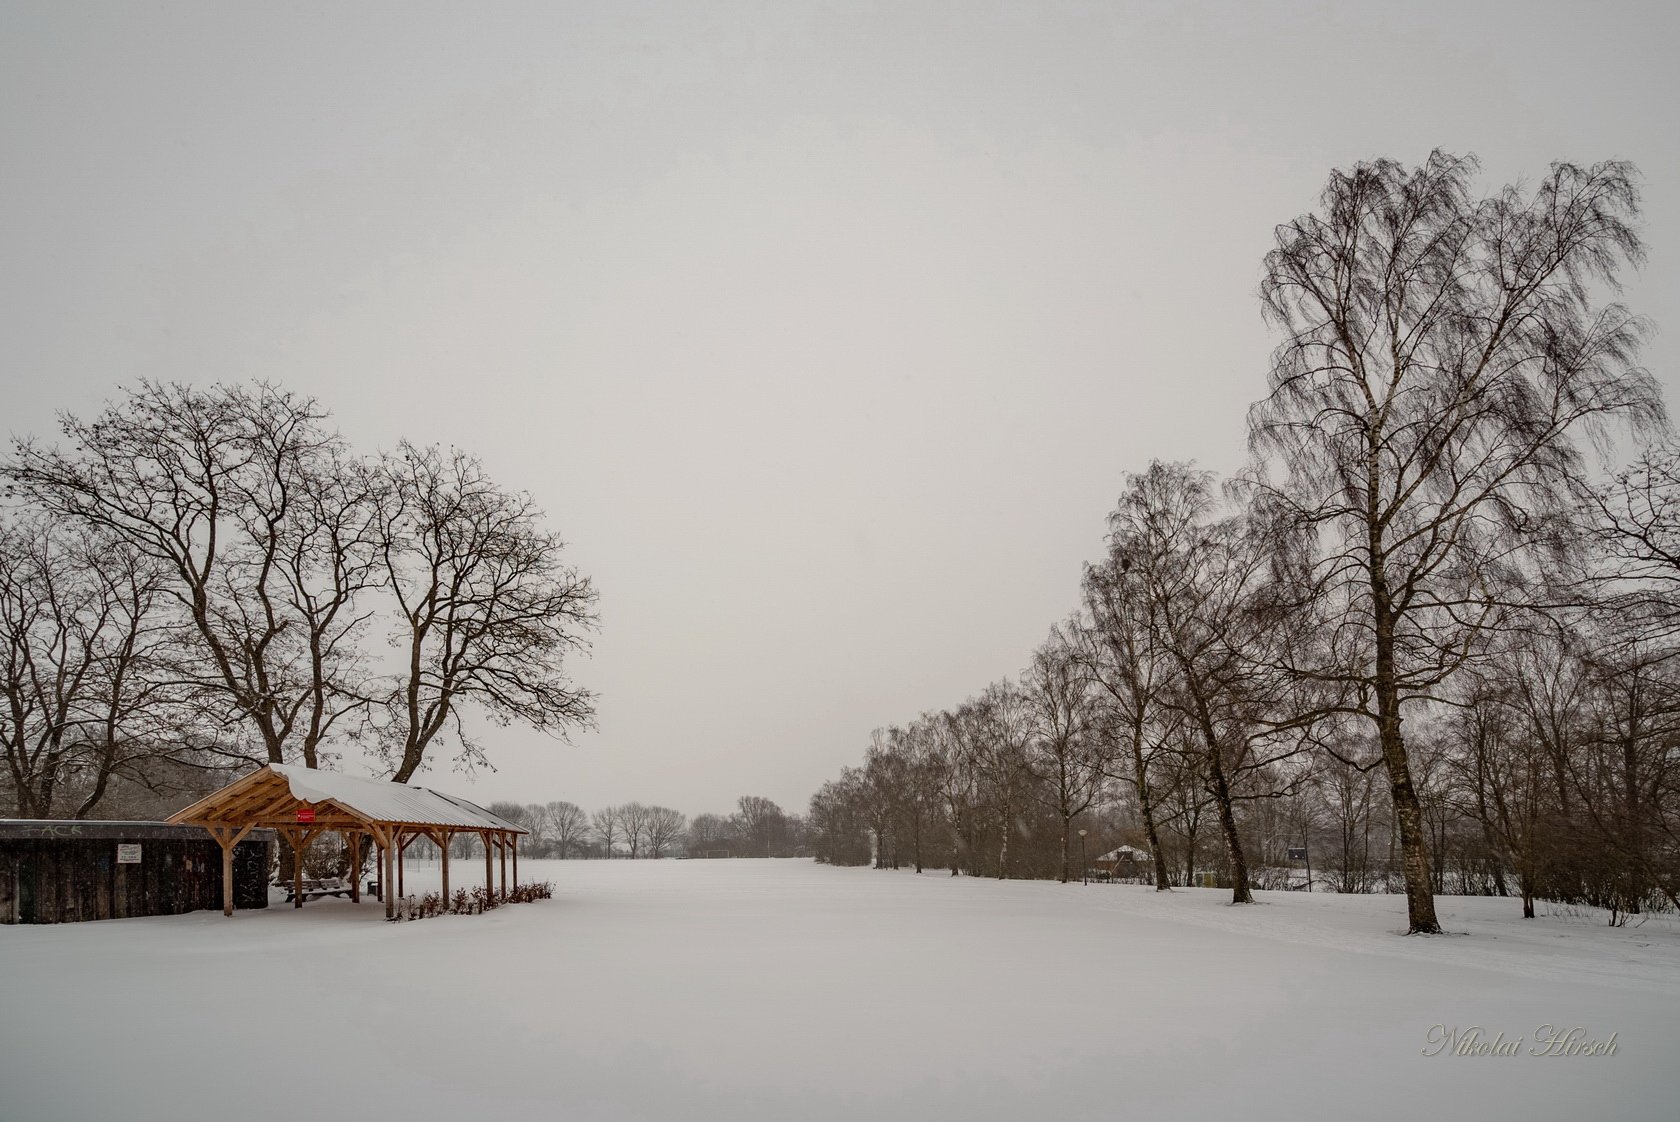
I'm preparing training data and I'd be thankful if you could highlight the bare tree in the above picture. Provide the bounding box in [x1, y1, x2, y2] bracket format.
[1250, 152, 1665, 931]
[5, 381, 378, 768]
[808, 777, 871, 866]
[373, 442, 597, 783]
[643, 806, 687, 858]
[732, 795, 786, 858]
[489, 800, 536, 833]
[1077, 562, 1177, 891]
[933, 709, 979, 876]
[1111, 463, 1327, 904]
[1312, 749, 1384, 895]
[591, 805, 620, 858]
[545, 800, 590, 858]
[897, 717, 947, 874]
[1589, 444, 1680, 642]
[0, 515, 209, 818]
[617, 801, 650, 858]
[686, 812, 736, 858]
[1156, 752, 1212, 886]
[1570, 638, 1680, 916]
[955, 682, 1037, 880]
[1022, 625, 1107, 883]
[856, 741, 901, 869]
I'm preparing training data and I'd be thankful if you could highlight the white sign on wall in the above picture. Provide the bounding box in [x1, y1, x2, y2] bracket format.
[116, 843, 142, 864]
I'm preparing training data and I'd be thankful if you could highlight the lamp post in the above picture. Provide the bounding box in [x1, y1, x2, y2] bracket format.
[1078, 828, 1088, 886]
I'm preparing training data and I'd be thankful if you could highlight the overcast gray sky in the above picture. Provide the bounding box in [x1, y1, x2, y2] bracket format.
[4, 1, 1677, 818]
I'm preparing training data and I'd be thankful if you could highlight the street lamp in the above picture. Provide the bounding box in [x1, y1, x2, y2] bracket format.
[1078, 828, 1088, 886]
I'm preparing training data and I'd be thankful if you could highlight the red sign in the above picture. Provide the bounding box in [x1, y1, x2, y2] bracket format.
[296, 807, 316, 824]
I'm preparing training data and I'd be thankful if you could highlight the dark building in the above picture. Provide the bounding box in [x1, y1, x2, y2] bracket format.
[0, 820, 273, 924]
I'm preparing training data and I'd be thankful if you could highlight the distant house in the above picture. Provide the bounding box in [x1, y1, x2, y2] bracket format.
[1091, 845, 1151, 882]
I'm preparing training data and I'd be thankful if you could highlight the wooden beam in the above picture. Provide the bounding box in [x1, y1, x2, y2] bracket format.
[167, 766, 272, 825]
[498, 832, 508, 898]
[441, 831, 451, 903]
[483, 831, 494, 899]
[208, 773, 292, 823]
[512, 833, 518, 890]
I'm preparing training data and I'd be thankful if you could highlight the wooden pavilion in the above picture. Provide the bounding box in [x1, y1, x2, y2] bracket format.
[169, 764, 528, 919]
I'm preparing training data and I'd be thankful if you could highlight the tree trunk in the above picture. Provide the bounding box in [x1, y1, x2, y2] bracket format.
[1059, 818, 1071, 884]
[1372, 562, 1442, 933]
[996, 802, 1010, 880]
[32, 747, 64, 818]
[1207, 754, 1253, 904]
[1623, 680, 1645, 915]
[1130, 728, 1172, 891]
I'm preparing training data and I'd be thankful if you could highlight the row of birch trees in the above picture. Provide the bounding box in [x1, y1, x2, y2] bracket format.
[810, 151, 1679, 931]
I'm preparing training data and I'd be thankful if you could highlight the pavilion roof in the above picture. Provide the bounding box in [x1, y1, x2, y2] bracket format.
[1098, 845, 1151, 861]
[168, 763, 528, 835]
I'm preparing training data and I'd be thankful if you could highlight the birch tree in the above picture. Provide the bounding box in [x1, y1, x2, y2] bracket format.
[1022, 626, 1106, 883]
[1250, 152, 1665, 931]
[1079, 558, 1177, 890]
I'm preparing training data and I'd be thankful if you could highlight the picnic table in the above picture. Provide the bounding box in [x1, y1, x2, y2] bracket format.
[282, 877, 353, 903]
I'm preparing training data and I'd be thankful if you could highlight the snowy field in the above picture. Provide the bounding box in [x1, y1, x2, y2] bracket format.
[3, 859, 1677, 1122]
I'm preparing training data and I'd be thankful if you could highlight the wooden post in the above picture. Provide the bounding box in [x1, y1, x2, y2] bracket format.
[441, 831, 451, 903]
[293, 829, 305, 909]
[209, 825, 254, 917]
[397, 831, 406, 898]
[499, 832, 508, 898]
[276, 828, 295, 908]
[484, 832, 494, 898]
[384, 830, 395, 920]
[363, 825, 388, 919]
[347, 832, 361, 903]
[512, 833, 519, 890]
[220, 830, 235, 917]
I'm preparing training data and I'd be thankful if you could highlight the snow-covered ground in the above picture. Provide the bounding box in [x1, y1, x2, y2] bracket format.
[3, 859, 1675, 1121]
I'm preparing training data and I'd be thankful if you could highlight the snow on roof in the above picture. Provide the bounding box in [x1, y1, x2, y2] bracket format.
[1098, 845, 1150, 861]
[270, 764, 527, 833]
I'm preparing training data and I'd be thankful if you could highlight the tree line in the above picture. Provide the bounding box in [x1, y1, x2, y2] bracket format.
[0, 381, 598, 819]
[809, 151, 1678, 932]
[402, 794, 811, 860]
